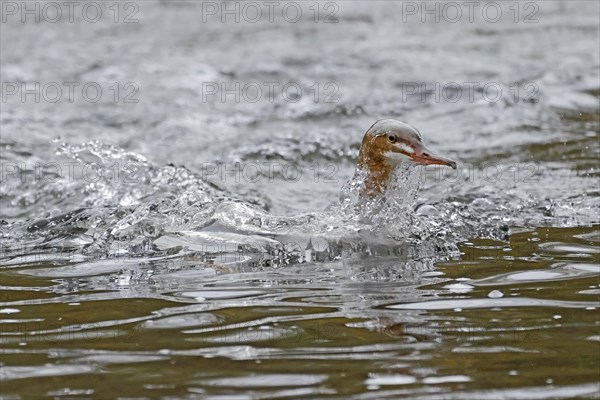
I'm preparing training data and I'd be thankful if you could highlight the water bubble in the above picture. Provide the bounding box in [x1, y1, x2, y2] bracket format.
[445, 283, 474, 294]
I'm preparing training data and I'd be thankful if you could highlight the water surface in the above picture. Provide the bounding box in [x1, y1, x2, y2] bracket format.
[1, 1, 599, 398]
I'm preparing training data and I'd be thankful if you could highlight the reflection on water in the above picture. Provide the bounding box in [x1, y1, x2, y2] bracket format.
[1, 226, 599, 398]
[1, 0, 599, 398]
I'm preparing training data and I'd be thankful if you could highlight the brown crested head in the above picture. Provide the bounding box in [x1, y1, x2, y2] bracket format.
[357, 119, 456, 197]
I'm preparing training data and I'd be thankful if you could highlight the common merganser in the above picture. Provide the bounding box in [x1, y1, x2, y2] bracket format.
[357, 119, 457, 197]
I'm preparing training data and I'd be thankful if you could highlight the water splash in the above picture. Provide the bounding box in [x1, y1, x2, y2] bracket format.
[2, 142, 224, 257]
[1, 139, 596, 269]
[1, 142, 455, 270]
[339, 163, 421, 227]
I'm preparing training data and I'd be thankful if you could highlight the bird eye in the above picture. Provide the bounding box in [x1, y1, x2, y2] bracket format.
[388, 135, 396, 143]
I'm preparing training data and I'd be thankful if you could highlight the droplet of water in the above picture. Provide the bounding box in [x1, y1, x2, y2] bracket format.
[444, 283, 474, 294]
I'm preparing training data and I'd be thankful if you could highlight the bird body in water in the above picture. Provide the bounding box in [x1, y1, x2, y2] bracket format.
[356, 119, 457, 197]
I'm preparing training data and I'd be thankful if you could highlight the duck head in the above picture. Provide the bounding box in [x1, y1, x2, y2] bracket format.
[357, 119, 457, 197]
